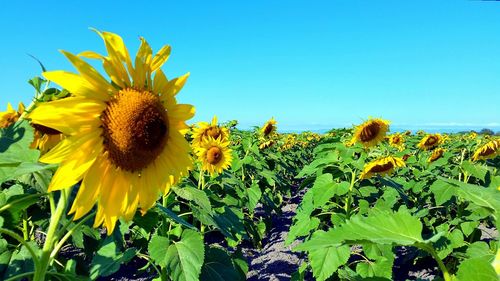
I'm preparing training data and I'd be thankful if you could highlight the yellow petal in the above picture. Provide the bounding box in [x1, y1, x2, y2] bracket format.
[161, 73, 189, 97]
[151, 45, 171, 72]
[133, 37, 153, 89]
[43, 71, 110, 101]
[48, 135, 102, 191]
[40, 129, 101, 164]
[29, 97, 104, 135]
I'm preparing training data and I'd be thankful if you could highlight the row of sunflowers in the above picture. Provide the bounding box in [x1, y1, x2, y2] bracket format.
[1, 30, 499, 281]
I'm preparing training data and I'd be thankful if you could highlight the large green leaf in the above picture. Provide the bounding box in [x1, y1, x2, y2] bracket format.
[156, 204, 197, 230]
[90, 239, 136, 279]
[430, 179, 457, 205]
[309, 242, 350, 281]
[456, 256, 497, 281]
[148, 235, 170, 267]
[165, 229, 205, 281]
[246, 182, 262, 213]
[200, 246, 242, 281]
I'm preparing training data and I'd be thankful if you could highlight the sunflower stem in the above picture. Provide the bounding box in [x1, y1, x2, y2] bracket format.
[33, 188, 71, 281]
[344, 170, 356, 218]
[416, 243, 452, 281]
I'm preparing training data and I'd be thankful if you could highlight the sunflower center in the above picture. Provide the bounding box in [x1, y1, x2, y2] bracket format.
[32, 124, 61, 135]
[370, 162, 394, 173]
[263, 124, 274, 136]
[101, 88, 168, 172]
[206, 146, 222, 165]
[481, 146, 496, 157]
[360, 122, 380, 142]
[425, 136, 437, 146]
[204, 126, 222, 140]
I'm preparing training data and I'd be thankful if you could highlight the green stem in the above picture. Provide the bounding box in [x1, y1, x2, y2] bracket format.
[0, 228, 40, 270]
[4, 271, 34, 281]
[417, 243, 452, 281]
[50, 212, 94, 259]
[33, 188, 71, 281]
[344, 170, 357, 218]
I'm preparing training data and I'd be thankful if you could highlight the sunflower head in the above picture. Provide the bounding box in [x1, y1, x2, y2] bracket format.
[388, 133, 405, 151]
[27, 30, 195, 234]
[428, 148, 445, 163]
[360, 156, 405, 179]
[192, 115, 229, 147]
[195, 137, 232, 175]
[417, 134, 443, 150]
[261, 117, 277, 137]
[472, 139, 500, 161]
[259, 139, 275, 150]
[0, 102, 25, 128]
[350, 118, 390, 148]
[30, 124, 64, 154]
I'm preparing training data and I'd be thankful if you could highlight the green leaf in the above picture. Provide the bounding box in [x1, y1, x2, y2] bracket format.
[466, 242, 494, 259]
[461, 161, 488, 182]
[172, 186, 212, 212]
[156, 204, 197, 230]
[430, 179, 457, 205]
[200, 246, 242, 281]
[148, 235, 170, 267]
[3, 241, 37, 280]
[311, 173, 336, 207]
[90, 239, 136, 279]
[309, 244, 350, 281]
[246, 182, 262, 212]
[165, 229, 205, 281]
[456, 256, 497, 281]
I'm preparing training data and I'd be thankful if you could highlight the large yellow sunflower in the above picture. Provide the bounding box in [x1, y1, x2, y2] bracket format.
[350, 118, 390, 148]
[0, 102, 25, 128]
[27, 30, 195, 234]
[472, 139, 500, 161]
[191, 115, 229, 147]
[360, 156, 405, 179]
[195, 137, 232, 176]
[417, 134, 443, 150]
[261, 117, 277, 137]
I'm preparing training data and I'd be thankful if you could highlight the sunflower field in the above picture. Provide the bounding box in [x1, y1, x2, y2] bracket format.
[0, 31, 499, 281]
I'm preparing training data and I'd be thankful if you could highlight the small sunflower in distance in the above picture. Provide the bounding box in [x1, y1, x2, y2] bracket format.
[0, 102, 25, 128]
[350, 118, 390, 148]
[261, 117, 277, 138]
[360, 156, 405, 179]
[472, 139, 500, 161]
[196, 137, 232, 175]
[417, 134, 443, 151]
[192, 115, 229, 147]
[27, 30, 194, 234]
[428, 148, 445, 163]
[388, 133, 405, 151]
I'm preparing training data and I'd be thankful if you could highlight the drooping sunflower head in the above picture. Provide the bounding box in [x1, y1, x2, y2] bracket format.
[195, 137, 232, 175]
[417, 134, 443, 150]
[468, 132, 477, 140]
[261, 117, 277, 137]
[28, 30, 195, 234]
[350, 118, 390, 148]
[428, 148, 445, 163]
[259, 139, 275, 150]
[472, 139, 500, 161]
[0, 102, 25, 128]
[388, 133, 405, 151]
[360, 156, 405, 179]
[30, 124, 64, 154]
[192, 115, 229, 147]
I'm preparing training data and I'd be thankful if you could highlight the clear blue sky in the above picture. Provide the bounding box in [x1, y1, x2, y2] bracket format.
[1, 1, 499, 131]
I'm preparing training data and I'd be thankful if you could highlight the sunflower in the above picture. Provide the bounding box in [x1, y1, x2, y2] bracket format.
[27, 31, 194, 234]
[417, 134, 443, 150]
[195, 137, 232, 175]
[360, 156, 405, 179]
[388, 133, 405, 151]
[259, 139, 275, 150]
[261, 117, 277, 137]
[30, 124, 64, 154]
[191, 115, 229, 147]
[428, 148, 445, 163]
[472, 139, 500, 161]
[0, 102, 25, 128]
[350, 118, 390, 148]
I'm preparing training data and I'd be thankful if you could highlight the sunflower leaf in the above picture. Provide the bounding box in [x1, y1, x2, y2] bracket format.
[165, 229, 205, 281]
[156, 204, 197, 230]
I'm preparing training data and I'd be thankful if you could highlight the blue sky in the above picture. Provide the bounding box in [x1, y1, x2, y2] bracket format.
[1, 1, 499, 131]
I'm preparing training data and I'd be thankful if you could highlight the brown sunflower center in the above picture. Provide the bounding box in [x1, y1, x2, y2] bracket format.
[370, 162, 394, 173]
[263, 124, 274, 136]
[32, 124, 61, 135]
[204, 126, 222, 140]
[206, 146, 222, 165]
[480, 145, 496, 157]
[360, 122, 380, 142]
[430, 149, 444, 162]
[101, 88, 168, 172]
[425, 136, 438, 146]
